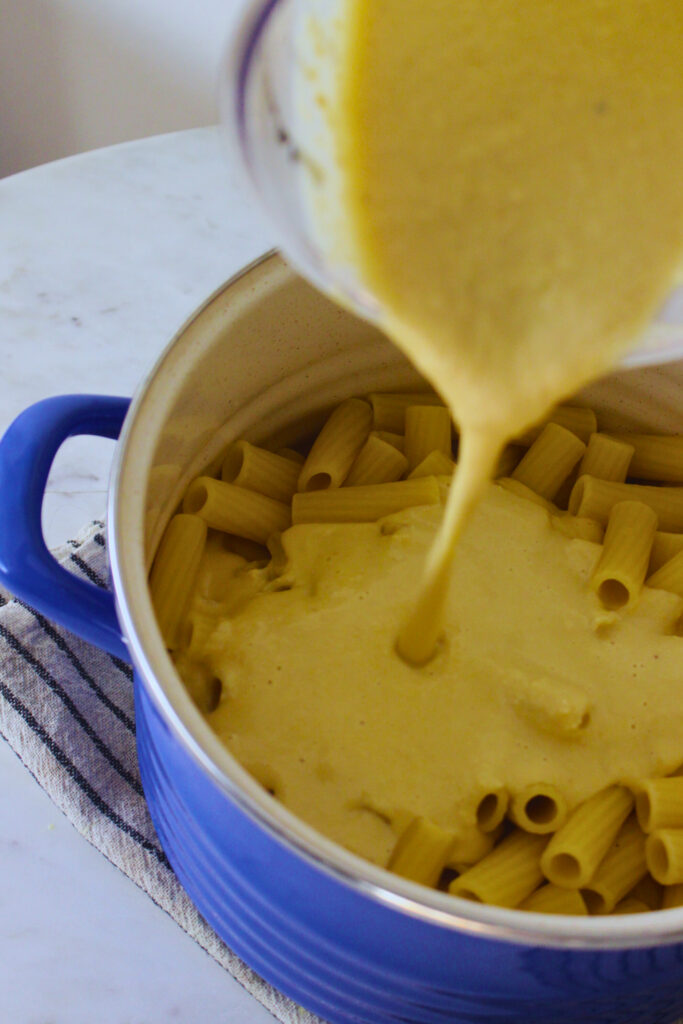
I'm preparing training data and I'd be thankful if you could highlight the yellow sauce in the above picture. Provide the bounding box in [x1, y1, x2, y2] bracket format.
[179, 2, 683, 877]
[204, 484, 683, 866]
[333, 0, 683, 662]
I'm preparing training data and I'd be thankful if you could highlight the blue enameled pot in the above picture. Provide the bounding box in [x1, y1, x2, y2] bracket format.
[1, 253, 683, 1024]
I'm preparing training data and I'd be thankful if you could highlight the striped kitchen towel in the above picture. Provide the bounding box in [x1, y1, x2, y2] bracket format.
[0, 520, 321, 1024]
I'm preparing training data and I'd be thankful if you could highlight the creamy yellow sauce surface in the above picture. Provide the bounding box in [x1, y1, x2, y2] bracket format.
[204, 484, 683, 865]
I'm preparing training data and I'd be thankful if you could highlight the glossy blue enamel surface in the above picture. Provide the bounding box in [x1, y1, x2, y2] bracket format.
[0, 395, 129, 659]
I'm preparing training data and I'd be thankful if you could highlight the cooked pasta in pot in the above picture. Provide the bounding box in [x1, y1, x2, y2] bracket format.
[150, 392, 683, 915]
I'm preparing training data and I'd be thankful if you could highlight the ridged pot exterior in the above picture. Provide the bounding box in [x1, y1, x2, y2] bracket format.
[135, 676, 683, 1024]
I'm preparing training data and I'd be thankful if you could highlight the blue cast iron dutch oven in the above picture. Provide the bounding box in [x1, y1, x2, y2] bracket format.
[1, 252, 683, 1024]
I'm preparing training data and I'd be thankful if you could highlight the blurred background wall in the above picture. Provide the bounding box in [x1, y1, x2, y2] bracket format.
[0, 0, 244, 177]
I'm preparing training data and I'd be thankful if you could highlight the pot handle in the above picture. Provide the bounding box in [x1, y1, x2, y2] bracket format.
[0, 395, 131, 661]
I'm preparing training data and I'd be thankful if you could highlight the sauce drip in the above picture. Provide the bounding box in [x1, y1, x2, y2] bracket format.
[334, 0, 683, 662]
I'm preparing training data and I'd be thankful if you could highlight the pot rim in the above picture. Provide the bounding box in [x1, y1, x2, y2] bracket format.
[109, 249, 683, 951]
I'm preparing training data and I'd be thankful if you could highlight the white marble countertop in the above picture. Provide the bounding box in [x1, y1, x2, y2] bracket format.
[0, 127, 284, 1023]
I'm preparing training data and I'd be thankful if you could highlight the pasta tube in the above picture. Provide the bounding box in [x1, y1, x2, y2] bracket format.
[650, 532, 683, 574]
[647, 550, 683, 598]
[636, 778, 683, 832]
[509, 784, 568, 835]
[371, 430, 405, 453]
[662, 884, 683, 909]
[474, 789, 509, 833]
[196, 542, 247, 602]
[578, 433, 634, 483]
[519, 884, 588, 915]
[511, 674, 592, 737]
[646, 830, 683, 886]
[581, 817, 648, 914]
[221, 534, 269, 563]
[183, 477, 291, 544]
[298, 398, 372, 491]
[276, 447, 305, 464]
[541, 786, 633, 888]
[590, 501, 658, 611]
[511, 423, 586, 501]
[149, 513, 207, 650]
[497, 477, 558, 514]
[569, 476, 683, 532]
[292, 477, 440, 524]
[408, 450, 456, 480]
[612, 898, 650, 915]
[610, 434, 683, 483]
[221, 441, 300, 503]
[495, 445, 524, 479]
[404, 405, 453, 472]
[449, 830, 548, 908]
[550, 515, 604, 543]
[387, 816, 456, 887]
[344, 434, 408, 486]
[515, 406, 597, 446]
[627, 874, 662, 911]
[368, 391, 445, 433]
[446, 827, 500, 872]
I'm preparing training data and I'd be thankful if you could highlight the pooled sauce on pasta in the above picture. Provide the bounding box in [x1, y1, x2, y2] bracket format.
[334, 0, 683, 663]
[183, 2, 683, 870]
[203, 484, 683, 866]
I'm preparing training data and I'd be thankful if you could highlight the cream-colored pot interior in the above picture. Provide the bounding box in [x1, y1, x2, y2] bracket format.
[109, 251, 683, 947]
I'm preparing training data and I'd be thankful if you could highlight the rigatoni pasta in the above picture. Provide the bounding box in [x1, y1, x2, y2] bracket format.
[297, 397, 372, 491]
[408, 450, 456, 480]
[647, 550, 683, 599]
[446, 825, 500, 873]
[569, 476, 683, 532]
[610, 434, 683, 483]
[475, 789, 509, 833]
[519, 884, 588, 915]
[541, 786, 633, 889]
[404, 405, 453, 472]
[650, 532, 683, 574]
[589, 501, 657, 611]
[514, 405, 598, 446]
[636, 778, 683, 832]
[509, 784, 568, 835]
[150, 391, 683, 918]
[627, 874, 662, 911]
[511, 423, 586, 501]
[449, 831, 548, 907]
[344, 433, 408, 486]
[387, 816, 456, 887]
[646, 830, 683, 885]
[662, 884, 683, 909]
[578, 433, 634, 483]
[368, 391, 445, 433]
[292, 477, 440, 524]
[580, 816, 648, 915]
[149, 513, 207, 650]
[371, 429, 405, 453]
[497, 477, 558, 514]
[183, 476, 291, 544]
[612, 898, 650, 915]
[221, 441, 300, 503]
